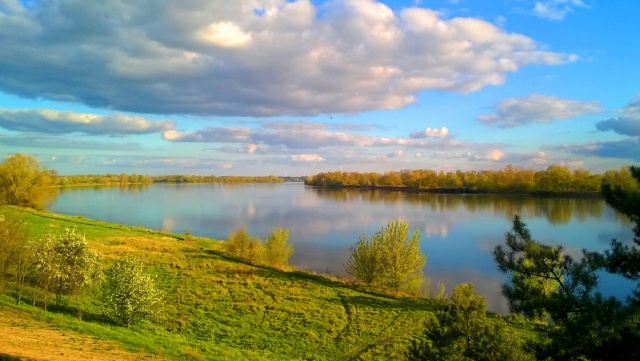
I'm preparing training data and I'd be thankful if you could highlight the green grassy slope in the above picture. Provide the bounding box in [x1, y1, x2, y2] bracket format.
[0, 205, 538, 360]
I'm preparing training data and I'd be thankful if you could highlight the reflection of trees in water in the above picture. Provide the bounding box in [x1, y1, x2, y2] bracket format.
[310, 188, 605, 224]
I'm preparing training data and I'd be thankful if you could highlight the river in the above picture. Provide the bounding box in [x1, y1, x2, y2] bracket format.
[48, 182, 634, 313]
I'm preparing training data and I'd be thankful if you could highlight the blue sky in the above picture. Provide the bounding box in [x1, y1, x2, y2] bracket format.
[0, 0, 638, 175]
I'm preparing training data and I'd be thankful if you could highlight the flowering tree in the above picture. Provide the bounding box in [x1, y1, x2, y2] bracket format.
[99, 257, 162, 327]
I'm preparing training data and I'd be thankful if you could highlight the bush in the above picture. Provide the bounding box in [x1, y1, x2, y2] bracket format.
[226, 227, 263, 261]
[98, 257, 162, 327]
[345, 219, 426, 294]
[30, 228, 102, 313]
[263, 227, 293, 269]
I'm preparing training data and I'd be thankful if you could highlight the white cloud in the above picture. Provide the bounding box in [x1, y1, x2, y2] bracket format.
[485, 149, 505, 161]
[410, 126, 448, 139]
[291, 154, 326, 162]
[0, 108, 175, 134]
[245, 143, 258, 154]
[163, 127, 252, 142]
[477, 94, 601, 128]
[198, 21, 252, 48]
[596, 95, 640, 136]
[386, 150, 403, 158]
[533, 0, 587, 20]
[0, 0, 576, 117]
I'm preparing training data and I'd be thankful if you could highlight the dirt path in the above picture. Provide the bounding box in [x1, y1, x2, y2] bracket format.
[0, 308, 166, 361]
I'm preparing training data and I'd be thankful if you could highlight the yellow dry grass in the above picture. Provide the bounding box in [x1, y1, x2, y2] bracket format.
[0, 308, 168, 361]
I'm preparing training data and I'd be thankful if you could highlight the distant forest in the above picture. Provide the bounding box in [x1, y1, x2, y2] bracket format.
[304, 165, 639, 194]
[50, 164, 639, 195]
[53, 173, 283, 187]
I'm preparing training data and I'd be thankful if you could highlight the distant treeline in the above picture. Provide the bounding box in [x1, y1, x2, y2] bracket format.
[152, 175, 283, 184]
[305, 165, 639, 194]
[52, 174, 285, 187]
[55, 173, 154, 187]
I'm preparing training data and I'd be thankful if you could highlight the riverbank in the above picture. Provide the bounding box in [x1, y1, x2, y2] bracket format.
[0, 205, 541, 360]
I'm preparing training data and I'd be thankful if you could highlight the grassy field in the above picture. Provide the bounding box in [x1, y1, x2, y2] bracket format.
[0, 205, 538, 360]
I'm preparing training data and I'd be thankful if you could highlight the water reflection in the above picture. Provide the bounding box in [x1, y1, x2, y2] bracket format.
[49, 183, 633, 313]
[311, 188, 606, 225]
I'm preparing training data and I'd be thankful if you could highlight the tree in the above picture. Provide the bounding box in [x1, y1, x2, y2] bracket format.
[263, 227, 293, 269]
[0, 214, 32, 304]
[0, 154, 56, 210]
[407, 283, 533, 361]
[98, 257, 162, 327]
[345, 232, 385, 286]
[494, 216, 565, 319]
[0, 214, 27, 291]
[494, 165, 640, 361]
[30, 228, 102, 315]
[345, 219, 426, 294]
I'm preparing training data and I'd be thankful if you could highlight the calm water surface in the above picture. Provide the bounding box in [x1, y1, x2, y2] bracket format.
[49, 182, 634, 313]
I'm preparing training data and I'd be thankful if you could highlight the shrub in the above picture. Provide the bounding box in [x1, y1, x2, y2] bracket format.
[30, 228, 102, 313]
[345, 219, 426, 294]
[227, 227, 263, 261]
[98, 257, 162, 327]
[263, 227, 293, 269]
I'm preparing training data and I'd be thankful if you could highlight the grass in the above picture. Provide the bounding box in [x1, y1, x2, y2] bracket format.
[0, 205, 540, 360]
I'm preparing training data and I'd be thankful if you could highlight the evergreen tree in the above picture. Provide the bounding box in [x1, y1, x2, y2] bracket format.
[494, 165, 640, 361]
[407, 284, 533, 361]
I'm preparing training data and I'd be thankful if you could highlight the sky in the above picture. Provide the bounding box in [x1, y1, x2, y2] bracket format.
[0, 0, 638, 176]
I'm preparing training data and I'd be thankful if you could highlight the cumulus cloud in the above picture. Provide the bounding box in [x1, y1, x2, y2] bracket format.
[386, 150, 403, 158]
[409, 126, 448, 139]
[533, 0, 587, 20]
[485, 149, 505, 161]
[436, 149, 505, 162]
[477, 94, 601, 128]
[0, 109, 175, 135]
[0, 0, 576, 117]
[291, 154, 326, 162]
[596, 96, 640, 136]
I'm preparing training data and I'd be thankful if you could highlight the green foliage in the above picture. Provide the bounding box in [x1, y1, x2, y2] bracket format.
[152, 174, 283, 183]
[263, 227, 293, 269]
[0, 205, 549, 360]
[407, 283, 534, 361]
[226, 227, 263, 261]
[98, 257, 162, 327]
[494, 165, 640, 361]
[0, 214, 29, 293]
[494, 215, 565, 319]
[345, 233, 385, 286]
[306, 164, 623, 193]
[0, 153, 56, 210]
[57, 173, 154, 187]
[30, 228, 102, 311]
[345, 219, 426, 294]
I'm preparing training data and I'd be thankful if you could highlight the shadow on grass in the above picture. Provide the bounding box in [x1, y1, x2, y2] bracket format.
[204, 249, 440, 312]
[342, 294, 438, 313]
[0, 354, 29, 361]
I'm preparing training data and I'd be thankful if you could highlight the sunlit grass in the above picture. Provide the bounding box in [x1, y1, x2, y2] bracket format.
[0, 205, 537, 360]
